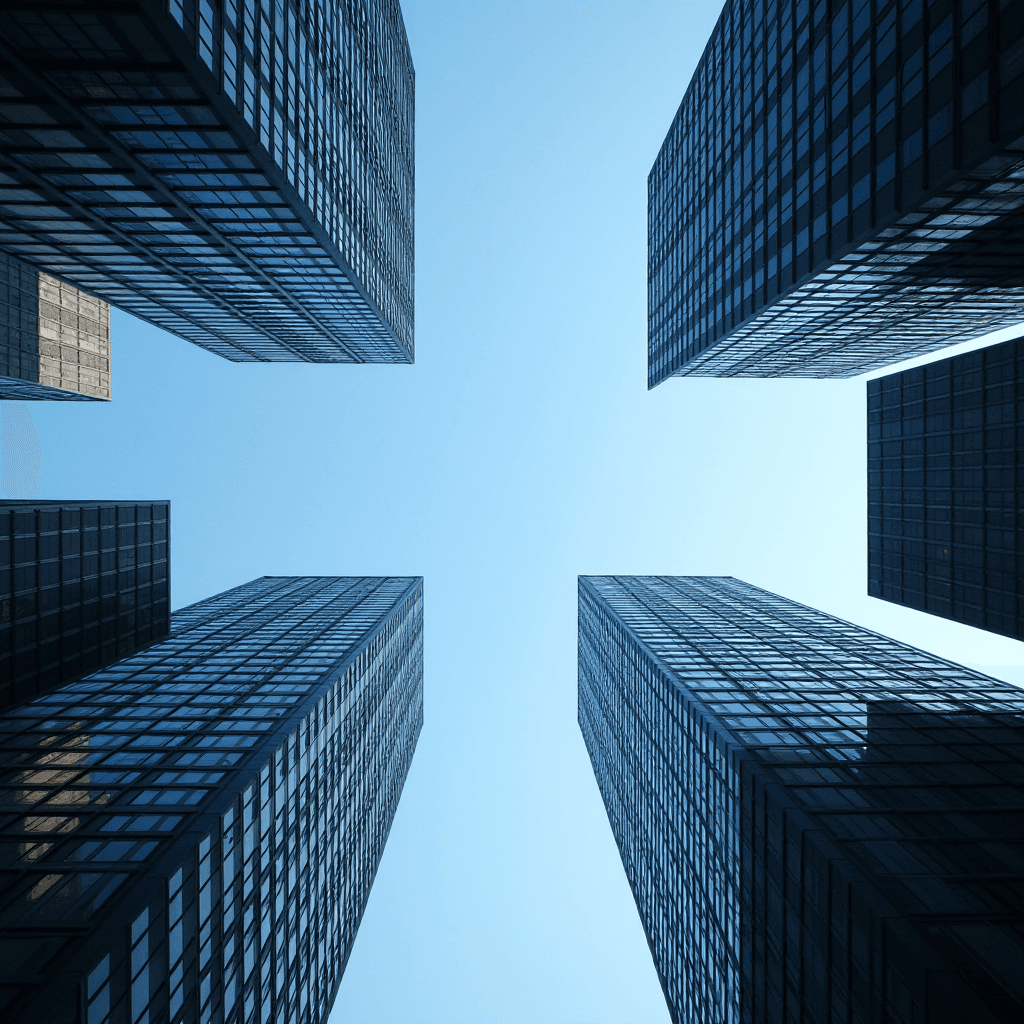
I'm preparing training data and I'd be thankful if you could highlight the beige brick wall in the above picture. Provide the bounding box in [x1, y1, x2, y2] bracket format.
[36, 273, 111, 399]
[0, 253, 111, 401]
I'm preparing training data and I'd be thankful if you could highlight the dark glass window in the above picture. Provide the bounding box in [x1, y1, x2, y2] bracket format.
[649, 0, 1024, 384]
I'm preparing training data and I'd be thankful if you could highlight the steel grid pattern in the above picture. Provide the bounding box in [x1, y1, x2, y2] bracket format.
[0, 575, 423, 1024]
[649, 0, 1024, 384]
[0, 0, 413, 364]
[0, 501, 170, 709]
[868, 334, 1023, 640]
[579, 575, 1024, 1023]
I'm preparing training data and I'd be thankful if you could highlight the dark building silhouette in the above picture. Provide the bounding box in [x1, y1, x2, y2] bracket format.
[868, 335, 1023, 640]
[579, 575, 1024, 1024]
[0, 575, 423, 1024]
[0, 0, 413, 364]
[0, 501, 170, 708]
[649, 0, 1024, 385]
[0, 254, 111, 401]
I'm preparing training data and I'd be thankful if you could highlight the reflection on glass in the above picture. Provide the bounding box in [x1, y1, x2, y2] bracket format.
[0, 575, 423, 1024]
[868, 337, 1023, 642]
[579, 576, 1024, 1023]
[649, 1, 1024, 384]
[0, 0, 414, 364]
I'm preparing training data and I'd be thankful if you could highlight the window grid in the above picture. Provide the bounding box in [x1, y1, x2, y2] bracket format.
[0, 252, 111, 401]
[579, 575, 1024, 1023]
[0, 574, 423, 1024]
[649, 0, 1024, 385]
[0, 0, 413, 364]
[0, 501, 170, 708]
[868, 333, 1023, 640]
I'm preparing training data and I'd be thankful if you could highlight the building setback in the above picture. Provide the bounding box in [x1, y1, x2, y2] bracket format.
[649, 0, 1024, 385]
[0, 501, 170, 708]
[0, 0, 413, 364]
[579, 575, 1024, 1024]
[0, 254, 111, 401]
[0, 575, 423, 1024]
[868, 335, 1022, 640]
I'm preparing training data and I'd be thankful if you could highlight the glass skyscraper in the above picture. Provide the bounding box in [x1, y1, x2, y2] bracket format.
[649, 0, 1024, 385]
[1, 501, 170, 709]
[580, 575, 1024, 1024]
[0, 0, 413, 364]
[0, 254, 111, 401]
[869, 334, 1022, 641]
[0, 575, 423, 1024]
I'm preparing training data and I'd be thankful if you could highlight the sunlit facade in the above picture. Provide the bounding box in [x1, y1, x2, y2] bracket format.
[649, 0, 1024, 384]
[580, 575, 1024, 1023]
[868, 334, 1023, 641]
[0, 254, 111, 401]
[0, 575, 423, 1024]
[0, 0, 413, 363]
[0, 500, 169, 709]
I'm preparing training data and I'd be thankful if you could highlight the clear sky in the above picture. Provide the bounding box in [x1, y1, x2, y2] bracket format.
[4, 2, 1023, 1022]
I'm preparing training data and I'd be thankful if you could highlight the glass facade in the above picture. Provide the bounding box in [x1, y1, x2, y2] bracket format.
[579, 575, 1024, 1023]
[0, 501, 170, 709]
[649, 0, 1024, 385]
[0, 574, 423, 1024]
[0, 0, 413, 364]
[1, 253, 111, 401]
[868, 335, 1023, 640]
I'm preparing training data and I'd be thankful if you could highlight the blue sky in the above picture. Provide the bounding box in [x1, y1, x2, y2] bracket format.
[4, 2, 1023, 1022]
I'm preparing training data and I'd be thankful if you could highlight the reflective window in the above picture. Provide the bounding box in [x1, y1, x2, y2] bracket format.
[0, 0, 413, 364]
[869, 335, 1023, 641]
[649, 0, 1024, 383]
[0, 501, 171, 708]
[0, 575, 423, 1023]
[580, 575, 1024, 1022]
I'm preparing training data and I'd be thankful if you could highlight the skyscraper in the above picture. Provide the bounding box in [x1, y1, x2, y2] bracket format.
[0, 575, 423, 1024]
[0, 0, 413, 364]
[579, 575, 1024, 1024]
[649, 0, 1024, 385]
[1, 500, 170, 709]
[1, 254, 111, 401]
[868, 334, 1022, 641]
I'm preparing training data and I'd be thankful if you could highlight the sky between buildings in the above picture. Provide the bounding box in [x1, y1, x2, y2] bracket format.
[4, 2, 1023, 1022]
